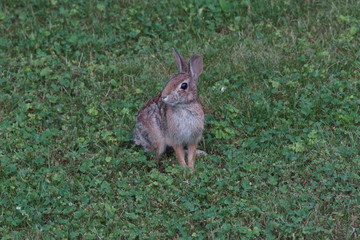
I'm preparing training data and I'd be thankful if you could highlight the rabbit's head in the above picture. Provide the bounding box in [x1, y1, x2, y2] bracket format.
[161, 49, 203, 106]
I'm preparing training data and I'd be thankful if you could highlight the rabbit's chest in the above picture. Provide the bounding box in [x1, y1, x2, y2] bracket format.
[166, 106, 204, 145]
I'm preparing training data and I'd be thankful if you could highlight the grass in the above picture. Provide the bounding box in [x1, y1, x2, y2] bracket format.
[0, 0, 359, 239]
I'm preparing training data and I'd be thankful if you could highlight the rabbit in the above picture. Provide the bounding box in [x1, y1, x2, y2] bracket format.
[134, 49, 204, 171]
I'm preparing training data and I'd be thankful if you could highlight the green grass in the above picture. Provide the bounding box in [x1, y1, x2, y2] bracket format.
[0, 0, 359, 239]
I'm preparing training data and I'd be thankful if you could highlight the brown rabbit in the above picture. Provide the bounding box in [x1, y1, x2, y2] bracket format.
[134, 49, 204, 170]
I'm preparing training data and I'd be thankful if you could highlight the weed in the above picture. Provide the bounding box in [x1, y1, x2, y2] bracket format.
[0, 0, 359, 239]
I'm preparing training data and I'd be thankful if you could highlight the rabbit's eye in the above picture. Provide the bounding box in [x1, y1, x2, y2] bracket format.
[180, 83, 188, 90]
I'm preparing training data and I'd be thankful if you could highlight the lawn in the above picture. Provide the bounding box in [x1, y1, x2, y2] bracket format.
[0, 0, 359, 239]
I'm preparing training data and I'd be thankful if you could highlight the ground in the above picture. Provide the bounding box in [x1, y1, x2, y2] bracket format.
[0, 0, 359, 239]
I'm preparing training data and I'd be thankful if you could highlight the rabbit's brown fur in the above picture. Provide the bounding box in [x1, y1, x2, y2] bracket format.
[134, 50, 204, 170]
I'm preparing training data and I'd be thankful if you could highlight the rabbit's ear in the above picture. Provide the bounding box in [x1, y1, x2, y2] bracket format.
[173, 49, 188, 73]
[189, 55, 203, 81]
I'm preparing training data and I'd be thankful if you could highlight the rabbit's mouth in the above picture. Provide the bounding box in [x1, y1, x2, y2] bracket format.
[162, 95, 178, 106]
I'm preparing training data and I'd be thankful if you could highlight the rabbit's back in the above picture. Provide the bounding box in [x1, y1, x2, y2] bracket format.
[134, 93, 167, 152]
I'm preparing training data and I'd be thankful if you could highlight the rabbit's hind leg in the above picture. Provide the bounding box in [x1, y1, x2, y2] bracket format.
[154, 141, 166, 160]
